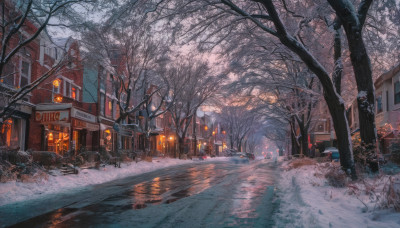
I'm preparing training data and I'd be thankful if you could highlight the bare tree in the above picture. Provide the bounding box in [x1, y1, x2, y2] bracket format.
[166, 59, 224, 157]
[0, 0, 91, 126]
[82, 18, 169, 123]
[155, 0, 386, 178]
[218, 105, 258, 152]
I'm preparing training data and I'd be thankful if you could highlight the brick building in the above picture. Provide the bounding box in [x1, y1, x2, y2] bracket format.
[0, 1, 40, 150]
[28, 37, 99, 155]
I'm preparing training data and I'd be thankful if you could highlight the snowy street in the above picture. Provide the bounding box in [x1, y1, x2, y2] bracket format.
[1, 159, 278, 227]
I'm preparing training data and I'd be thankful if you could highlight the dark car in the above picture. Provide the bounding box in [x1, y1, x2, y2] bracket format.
[246, 153, 255, 160]
[226, 149, 238, 157]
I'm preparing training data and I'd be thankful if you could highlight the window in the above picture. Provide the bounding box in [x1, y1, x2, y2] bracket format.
[395, 81, 400, 105]
[71, 87, 77, 100]
[156, 117, 163, 128]
[317, 123, 324, 132]
[100, 93, 105, 116]
[19, 60, 30, 88]
[386, 91, 389, 111]
[112, 100, 116, 119]
[45, 47, 51, 56]
[53, 80, 60, 94]
[64, 81, 71, 97]
[376, 94, 382, 113]
[109, 100, 112, 114]
[2, 62, 15, 86]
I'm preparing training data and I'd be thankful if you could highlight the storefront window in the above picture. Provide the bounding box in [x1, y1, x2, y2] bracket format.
[72, 130, 80, 152]
[0, 118, 22, 148]
[104, 129, 113, 152]
[46, 126, 69, 155]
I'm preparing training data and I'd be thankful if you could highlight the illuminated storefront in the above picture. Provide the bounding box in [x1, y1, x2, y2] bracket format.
[35, 109, 70, 155]
[0, 105, 32, 150]
[32, 104, 99, 155]
[100, 117, 116, 152]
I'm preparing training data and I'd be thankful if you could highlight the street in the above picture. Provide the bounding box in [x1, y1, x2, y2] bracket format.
[1, 160, 278, 228]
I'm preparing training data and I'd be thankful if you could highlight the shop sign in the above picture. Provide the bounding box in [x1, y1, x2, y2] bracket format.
[119, 125, 133, 137]
[72, 119, 99, 131]
[71, 108, 96, 123]
[35, 111, 68, 123]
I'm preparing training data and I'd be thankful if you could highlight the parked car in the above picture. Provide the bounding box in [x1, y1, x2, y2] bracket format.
[323, 147, 340, 162]
[246, 153, 255, 160]
[226, 149, 238, 157]
[265, 152, 272, 159]
[230, 152, 249, 164]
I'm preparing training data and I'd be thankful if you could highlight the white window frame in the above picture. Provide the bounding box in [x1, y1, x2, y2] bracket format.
[63, 77, 72, 97]
[112, 99, 116, 119]
[100, 92, 105, 116]
[19, 58, 31, 88]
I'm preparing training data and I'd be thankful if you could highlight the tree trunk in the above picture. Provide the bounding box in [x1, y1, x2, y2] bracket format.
[290, 125, 299, 156]
[144, 135, 150, 156]
[300, 128, 309, 157]
[327, 0, 376, 146]
[324, 91, 356, 178]
[193, 115, 197, 156]
[333, 28, 343, 95]
[178, 137, 184, 157]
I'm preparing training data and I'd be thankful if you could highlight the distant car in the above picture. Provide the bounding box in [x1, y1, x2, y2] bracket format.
[323, 147, 340, 162]
[265, 152, 272, 159]
[230, 152, 249, 164]
[226, 149, 239, 157]
[199, 152, 207, 160]
[246, 153, 255, 160]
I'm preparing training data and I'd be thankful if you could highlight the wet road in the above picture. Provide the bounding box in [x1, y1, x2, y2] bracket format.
[1, 159, 278, 228]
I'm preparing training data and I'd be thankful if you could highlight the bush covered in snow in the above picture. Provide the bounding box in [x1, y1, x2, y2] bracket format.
[285, 157, 317, 170]
[32, 151, 62, 168]
[381, 176, 400, 211]
[324, 165, 348, 188]
[0, 148, 30, 164]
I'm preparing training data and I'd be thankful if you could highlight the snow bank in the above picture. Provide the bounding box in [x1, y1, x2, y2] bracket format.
[0, 157, 229, 206]
[275, 160, 400, 228]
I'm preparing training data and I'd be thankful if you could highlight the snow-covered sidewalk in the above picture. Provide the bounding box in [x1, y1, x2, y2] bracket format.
[274, 159, 400, 228]
[0, 157, 229, 207]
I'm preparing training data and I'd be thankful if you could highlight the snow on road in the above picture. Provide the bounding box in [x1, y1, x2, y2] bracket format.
[0, 157, 229, 207]
[274, 160, 400, 228]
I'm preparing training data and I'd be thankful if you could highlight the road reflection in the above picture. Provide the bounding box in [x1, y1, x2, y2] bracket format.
[230, 163, 276, 225]
[8, 161, 276, 228]
[129, 164, 216, 208]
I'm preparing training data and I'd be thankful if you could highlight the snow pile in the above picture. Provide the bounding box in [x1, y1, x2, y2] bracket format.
[275, 160, 400, 228]
[0, 157, 229, 206]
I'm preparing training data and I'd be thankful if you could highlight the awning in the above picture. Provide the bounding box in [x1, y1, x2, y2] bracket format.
[100, 123, 113, 131]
